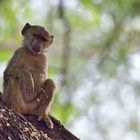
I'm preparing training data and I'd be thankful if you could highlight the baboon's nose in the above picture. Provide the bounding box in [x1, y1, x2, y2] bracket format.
[32, 46, 41, 53]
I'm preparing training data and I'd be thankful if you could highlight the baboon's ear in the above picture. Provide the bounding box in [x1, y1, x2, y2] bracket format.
[51, 35, 54, 40]
[51, 35, 54, 41]
[50, 35, 54, 45]
[21, 23, 31, 36]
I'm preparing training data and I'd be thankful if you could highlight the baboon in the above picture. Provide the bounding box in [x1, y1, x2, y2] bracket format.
[3, 23, 56, 129]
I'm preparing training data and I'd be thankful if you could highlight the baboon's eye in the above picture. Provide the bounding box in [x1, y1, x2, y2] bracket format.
[41, 37, 47, 42]
[33, 34, 46, 41]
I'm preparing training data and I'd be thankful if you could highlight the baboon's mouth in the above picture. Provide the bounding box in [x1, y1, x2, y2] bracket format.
[32, 46, 41, 54]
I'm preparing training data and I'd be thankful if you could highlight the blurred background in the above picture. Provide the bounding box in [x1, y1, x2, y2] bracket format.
[0, 0, 140, 139]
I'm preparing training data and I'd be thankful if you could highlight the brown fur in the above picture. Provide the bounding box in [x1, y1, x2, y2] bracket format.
[3, 23, 56, 129]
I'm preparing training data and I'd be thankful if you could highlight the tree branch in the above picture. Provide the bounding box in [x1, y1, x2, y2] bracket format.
[0, 100, 79, 140]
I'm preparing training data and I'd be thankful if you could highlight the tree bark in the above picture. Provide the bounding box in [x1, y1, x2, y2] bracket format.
[0, 100, 79, 140]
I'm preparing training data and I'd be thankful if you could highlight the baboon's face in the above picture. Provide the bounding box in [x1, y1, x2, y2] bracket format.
[22, 23, 54, 54]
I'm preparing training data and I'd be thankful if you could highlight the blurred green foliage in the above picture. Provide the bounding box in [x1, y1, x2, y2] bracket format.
[0, 0, 140, 139]
[0, 49, 13, 61]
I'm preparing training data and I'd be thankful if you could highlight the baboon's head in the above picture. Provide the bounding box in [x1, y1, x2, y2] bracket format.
[22, 23, 54, 54]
